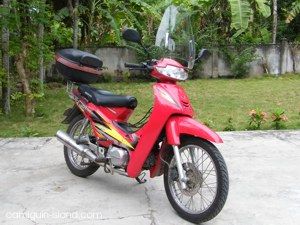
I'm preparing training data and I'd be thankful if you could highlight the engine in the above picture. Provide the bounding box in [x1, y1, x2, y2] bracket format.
[107, 146, 129, 167]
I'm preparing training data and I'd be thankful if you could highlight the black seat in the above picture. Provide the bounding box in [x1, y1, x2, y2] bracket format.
[78, 84, 137, 109]
[58, 49, 103, 68]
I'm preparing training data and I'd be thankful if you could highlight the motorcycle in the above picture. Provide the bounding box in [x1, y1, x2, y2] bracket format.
[56, 5, 228, 223]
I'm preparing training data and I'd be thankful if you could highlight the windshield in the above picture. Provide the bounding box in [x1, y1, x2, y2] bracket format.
[155, 5, 195, 69]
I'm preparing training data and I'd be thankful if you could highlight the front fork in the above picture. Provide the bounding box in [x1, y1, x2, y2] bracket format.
[172, 145, 189, 190]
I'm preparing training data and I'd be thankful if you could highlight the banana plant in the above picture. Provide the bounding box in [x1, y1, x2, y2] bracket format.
[79, 0, 161, 45]
[228, 0, 271, 36]
[286, 0, 300, 23]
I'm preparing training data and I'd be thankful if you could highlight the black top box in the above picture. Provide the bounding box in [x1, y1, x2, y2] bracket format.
[56, 49, 103, 84]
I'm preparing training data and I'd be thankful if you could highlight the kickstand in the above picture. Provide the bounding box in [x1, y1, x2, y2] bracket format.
[135, 172, 147, 184]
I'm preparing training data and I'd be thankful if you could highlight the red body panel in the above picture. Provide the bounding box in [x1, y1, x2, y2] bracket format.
[126, 82, 193, 177]
[63, 57, 224, 179]
[74, 90, 136, 149]
[149, 117, 222, 178]
[165, 116, 223, 145]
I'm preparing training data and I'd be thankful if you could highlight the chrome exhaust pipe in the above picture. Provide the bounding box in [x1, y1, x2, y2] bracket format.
[56, 130, 98, 162]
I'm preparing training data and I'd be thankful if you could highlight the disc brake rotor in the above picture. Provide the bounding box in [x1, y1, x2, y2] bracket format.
[177, 162, 203, 196]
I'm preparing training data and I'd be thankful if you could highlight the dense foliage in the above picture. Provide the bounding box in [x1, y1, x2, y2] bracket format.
[1, 0, 300, 116]
[4, 0, 298, 48]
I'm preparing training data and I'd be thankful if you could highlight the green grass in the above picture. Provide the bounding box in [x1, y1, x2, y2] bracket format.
[1, 74, 300, 137]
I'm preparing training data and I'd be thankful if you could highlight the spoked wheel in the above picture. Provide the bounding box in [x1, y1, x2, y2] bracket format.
[164, 137, 229, 223]
[64, 115, 99, 177]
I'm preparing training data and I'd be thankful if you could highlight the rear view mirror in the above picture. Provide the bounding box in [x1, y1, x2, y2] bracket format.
[197, 49, 211, 62]
[122, 27, 150, 59]
[122, 28, 142, 44]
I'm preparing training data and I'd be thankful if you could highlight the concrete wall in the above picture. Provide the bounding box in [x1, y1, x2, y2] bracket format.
[47, 47, 139, 81]
[47, 41, 300, 81]
[198, 40, 299, 78]
[94, 47, 138, 74]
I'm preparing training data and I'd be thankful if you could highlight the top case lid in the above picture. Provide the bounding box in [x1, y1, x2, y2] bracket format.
[58, 49, 103, 68]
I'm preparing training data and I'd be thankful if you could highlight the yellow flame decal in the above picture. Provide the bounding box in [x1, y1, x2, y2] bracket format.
[95, 123, 134, 149]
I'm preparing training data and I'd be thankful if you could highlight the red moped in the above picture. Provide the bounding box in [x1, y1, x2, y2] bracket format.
[56, 5, 228, 223]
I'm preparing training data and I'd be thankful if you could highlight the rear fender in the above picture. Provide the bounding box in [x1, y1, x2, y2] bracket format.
[61, 105, 82, 124]
[165, 116, 223, 145]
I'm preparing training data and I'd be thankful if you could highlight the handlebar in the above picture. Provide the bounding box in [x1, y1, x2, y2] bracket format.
[124, 63, 145, 69]
[124, 62, 154, 71]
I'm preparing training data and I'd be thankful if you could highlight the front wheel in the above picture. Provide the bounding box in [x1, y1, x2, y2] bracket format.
[164, 137, 229, 223]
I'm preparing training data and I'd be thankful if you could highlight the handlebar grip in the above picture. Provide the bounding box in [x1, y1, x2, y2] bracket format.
[124, 63, 145, 69]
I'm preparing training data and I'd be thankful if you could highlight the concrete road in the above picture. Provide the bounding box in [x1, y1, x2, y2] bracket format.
[0, 130, 300, 225]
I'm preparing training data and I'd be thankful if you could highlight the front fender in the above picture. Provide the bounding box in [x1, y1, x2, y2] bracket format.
[165, 116, 223, 145]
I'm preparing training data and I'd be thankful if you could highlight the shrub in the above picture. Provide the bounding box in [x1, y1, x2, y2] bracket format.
[223, 117, 236, 131]
[248, 109, 267, 130]
[203, 118, 215, 129]
[271, 108, 288, 130]
[221, 46, 257, 78]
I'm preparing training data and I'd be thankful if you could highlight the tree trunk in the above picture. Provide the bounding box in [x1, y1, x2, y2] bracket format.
[16, 44, 35, 117]
[1, 0, 11, 115]
[249, 8, 254, 35]
[68, 0, 79, 49]
[38, 21, 44, 94]
[73, 0, 79, 49]
[38, 0, 46, 94]
[272, 0, 278, 44]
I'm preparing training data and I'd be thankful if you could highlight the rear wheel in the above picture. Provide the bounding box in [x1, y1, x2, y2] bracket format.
[164, 137, 229, 223]
[64, 115, 99, 177]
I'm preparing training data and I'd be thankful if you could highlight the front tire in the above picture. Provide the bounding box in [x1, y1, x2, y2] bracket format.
[164, 137, 229, 223]
[64, 115, 99, 177]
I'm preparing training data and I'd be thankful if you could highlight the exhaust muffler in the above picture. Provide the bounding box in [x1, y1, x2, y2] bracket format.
[56, 130, 98, 162]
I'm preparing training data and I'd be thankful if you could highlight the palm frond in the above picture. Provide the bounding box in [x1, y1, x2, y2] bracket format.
[286, 0, 300, 23]
[256, 0, 271, 18]
[228, 0, 251, 31]
[101, 8, 121, 43]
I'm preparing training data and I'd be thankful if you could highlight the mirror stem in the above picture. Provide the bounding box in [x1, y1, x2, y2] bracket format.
[139, 43, 150, 59]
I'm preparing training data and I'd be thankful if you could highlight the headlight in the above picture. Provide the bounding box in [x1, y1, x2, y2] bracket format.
[156, 65, 188, 81]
